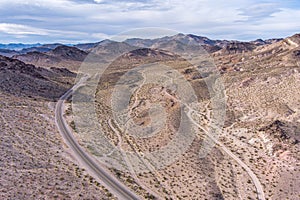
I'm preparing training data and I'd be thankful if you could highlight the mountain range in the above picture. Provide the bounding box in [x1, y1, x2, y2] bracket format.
[0, 33, 288, 72]
[0, 33, 283, 54]
[1, 32, 299, 199]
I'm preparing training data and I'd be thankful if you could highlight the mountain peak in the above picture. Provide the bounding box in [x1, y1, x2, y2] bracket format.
[50, 45, 88, 61]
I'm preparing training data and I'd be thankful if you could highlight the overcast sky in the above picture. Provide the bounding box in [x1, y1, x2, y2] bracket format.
[0, 0, 299, 43]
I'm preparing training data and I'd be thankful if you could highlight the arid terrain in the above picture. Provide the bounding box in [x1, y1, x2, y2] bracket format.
[1, 33, 299, 200]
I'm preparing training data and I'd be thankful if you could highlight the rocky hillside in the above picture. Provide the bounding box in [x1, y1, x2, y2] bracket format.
[123, 33, 280, 54]
[19, 43, 63, 54]
[0, 49, 19, 57]
[48, 45, 88, 61]
[1, 32, 300, 200]
[0, 33, 286, 70]
[12, 45, 87, 71]
[0, 55, 75, 100]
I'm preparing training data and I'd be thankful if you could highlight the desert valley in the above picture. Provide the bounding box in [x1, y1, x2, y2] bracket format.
[1, 33, 299, 200]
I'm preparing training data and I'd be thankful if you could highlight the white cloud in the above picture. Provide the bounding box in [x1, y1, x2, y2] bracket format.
[0, 0, 299, 43]
[0, 23, 48, 35]
[0, 22, 88, 36]
[91, 32, 109, 39]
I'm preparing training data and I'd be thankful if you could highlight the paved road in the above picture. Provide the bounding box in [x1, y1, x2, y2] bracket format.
[55, 77, 140, 200]
[55, 75, 265, 200]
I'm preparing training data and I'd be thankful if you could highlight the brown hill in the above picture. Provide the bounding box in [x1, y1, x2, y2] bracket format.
[219, 42, 257, 54]
[13, 45, 88, 72]
[0, 49, 19, 57]
[259, 120, 299, 145]
[49, 45, 88, 61]
[0, 55, 75, 100]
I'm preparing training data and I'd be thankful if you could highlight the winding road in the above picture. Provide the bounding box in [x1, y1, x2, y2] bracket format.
[55, 76, 140, 200]
[55, 74, 265, 200]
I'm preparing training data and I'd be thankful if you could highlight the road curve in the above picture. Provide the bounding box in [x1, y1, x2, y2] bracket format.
[55, 77, 140, 200]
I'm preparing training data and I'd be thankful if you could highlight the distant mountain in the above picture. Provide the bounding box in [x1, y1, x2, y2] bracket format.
[0, 43, 42, 50]
[0, 49, 19, 57]
[0, 34, 286, 58]
[19, 43, 63, 54]
[0, 43, 63, 57]
[13, 45, 88, 71]
[2, 33, 290, 73]
[74, 42, 99, 51]
[125, 33, 215, 47]
[123, 33, 284, 54]
[49, 45, 88, 61]
[250, 38, 283, 46]
[90, 40, 136, 58]
[13, 51, 59, 65]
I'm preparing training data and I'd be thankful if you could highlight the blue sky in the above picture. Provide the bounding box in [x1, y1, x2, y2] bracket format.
[0, 0, 299, 43]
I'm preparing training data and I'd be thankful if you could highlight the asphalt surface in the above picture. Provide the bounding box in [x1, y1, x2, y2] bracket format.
[55, 78, 140, 200]
[55, 76, 265, 200]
